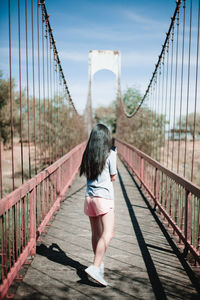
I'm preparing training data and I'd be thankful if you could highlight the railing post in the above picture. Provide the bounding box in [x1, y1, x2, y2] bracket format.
[70, 155, 72, 181]
[154, 168, 159, 207]
[140, 157, 144, 188]
[1, 215, 7, 282]
[56, 166, 61, 209]
[185, 191, 192, 250]
[29, 187, 36, 256]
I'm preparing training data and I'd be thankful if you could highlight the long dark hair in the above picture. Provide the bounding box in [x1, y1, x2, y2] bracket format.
[80, 124, 112, 180]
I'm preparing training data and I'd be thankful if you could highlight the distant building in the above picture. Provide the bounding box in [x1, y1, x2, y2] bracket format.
[168, 128, 200, 141]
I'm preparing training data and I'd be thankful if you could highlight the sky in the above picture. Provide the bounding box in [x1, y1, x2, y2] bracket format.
[0, 0, 198, 114]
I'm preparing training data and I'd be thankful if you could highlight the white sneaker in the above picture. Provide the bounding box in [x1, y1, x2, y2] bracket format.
[100, 262, 104, 276]
[85, 265, 108, 286]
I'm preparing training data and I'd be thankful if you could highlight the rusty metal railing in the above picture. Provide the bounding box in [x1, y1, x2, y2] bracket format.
[0, 141, 86, 299]
[116, 139, 200, 265]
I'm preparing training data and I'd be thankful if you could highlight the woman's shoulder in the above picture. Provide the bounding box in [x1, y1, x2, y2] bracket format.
[108, 148, 117, 160]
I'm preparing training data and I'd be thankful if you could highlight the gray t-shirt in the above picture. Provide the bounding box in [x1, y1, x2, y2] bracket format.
[86, 150, 117, 200]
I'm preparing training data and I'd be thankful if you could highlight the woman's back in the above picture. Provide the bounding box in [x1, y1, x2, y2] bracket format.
[86, 149, 117, 200]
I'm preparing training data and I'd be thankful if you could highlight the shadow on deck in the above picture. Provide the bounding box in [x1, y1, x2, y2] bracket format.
[10, 159, 200, 299]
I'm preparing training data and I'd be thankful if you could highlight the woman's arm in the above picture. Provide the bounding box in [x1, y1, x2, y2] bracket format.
[109, 149, 117, 182]
[110, 174, 117, 181]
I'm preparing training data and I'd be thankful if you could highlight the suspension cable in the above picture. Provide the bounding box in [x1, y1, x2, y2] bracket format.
[120, 0, 182, 119]
[191, 0, 200, 181]
[177, 0, 186, 174]
[184, 0, 193, 177]
[40, 0, 77, 113]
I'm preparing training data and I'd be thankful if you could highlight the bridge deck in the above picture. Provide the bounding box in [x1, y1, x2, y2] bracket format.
[12, 159, 200, 299]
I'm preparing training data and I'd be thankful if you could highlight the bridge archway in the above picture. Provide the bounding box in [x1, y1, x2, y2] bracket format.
[85, 50, 121, 134]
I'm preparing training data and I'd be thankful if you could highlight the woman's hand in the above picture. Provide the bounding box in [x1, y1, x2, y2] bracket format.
[110, 174, 117, 181]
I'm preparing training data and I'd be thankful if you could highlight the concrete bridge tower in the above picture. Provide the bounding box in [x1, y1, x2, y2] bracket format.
[85, 50, 121, 135]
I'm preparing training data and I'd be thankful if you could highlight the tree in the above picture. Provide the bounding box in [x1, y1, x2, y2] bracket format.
[95, 86, 166, 157]
[94, 101, 117, 134]
[122, 87, 142, 114]
[0, 72, 20, 145]
[26, 94, 87, 164]
[0, 71, 87, 165]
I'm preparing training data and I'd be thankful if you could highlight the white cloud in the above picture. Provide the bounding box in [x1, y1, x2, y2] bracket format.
[63, 27, 131, 42]
[60, 50, 87, 62]
[0, 47, 39, 62]
[122, 49, 199, 70]
[57, 26, 163, 44]
[122, 10, 167, 28]
[122, 51, 157, 67]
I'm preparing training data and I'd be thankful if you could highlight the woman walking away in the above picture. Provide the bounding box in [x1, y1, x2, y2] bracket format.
[80, 124, 117, 286]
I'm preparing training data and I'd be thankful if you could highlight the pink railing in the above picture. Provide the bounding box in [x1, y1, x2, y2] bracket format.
[116, 139, 200, 265]
[0, 142, 86, 299]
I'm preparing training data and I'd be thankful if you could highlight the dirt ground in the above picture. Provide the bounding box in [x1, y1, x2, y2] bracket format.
[1, 138, 37, 196]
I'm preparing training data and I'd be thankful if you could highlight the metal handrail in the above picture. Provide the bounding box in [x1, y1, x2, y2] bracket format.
[116, 139, 200, 265]
[0, 142, 86, 299]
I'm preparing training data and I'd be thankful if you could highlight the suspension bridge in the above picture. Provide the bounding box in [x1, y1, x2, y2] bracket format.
[0, 0, 200, 299]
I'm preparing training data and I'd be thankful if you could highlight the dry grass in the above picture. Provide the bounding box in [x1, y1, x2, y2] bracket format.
[160, 140, 200, 186]
[1, 138, 37, 196]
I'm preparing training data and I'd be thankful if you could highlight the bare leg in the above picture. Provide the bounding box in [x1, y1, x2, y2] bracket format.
[89, 216, 103, 253]
[93, 210, 114, 268]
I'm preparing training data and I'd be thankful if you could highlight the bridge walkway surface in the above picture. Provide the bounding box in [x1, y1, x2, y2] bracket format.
[11, 159, 200, 299]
